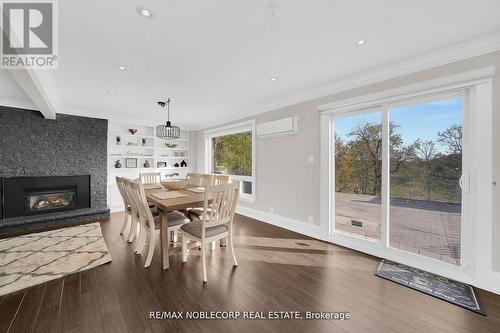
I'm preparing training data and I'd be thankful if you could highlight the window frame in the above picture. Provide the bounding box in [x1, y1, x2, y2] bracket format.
[204, 120, 256, 202]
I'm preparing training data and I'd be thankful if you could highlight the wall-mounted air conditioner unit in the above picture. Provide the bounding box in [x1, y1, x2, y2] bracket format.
[256, 117, 298, 138]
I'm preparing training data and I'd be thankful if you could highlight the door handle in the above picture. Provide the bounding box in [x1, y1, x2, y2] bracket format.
[459, 173, 470, 193]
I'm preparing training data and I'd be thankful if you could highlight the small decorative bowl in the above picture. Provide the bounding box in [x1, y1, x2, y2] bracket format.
[162, 179, 188, 190]
[128, 128, 137, 135]
[165, 143, 178, 148]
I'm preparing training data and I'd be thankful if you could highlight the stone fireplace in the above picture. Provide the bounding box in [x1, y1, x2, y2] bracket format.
[0, 107, 109, 237]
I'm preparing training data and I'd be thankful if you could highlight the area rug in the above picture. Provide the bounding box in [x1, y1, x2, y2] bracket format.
[0, 222, 112, 296]
[375, 259, 485, 315]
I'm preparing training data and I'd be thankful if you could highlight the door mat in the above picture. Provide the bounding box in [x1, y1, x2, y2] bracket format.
[375, 259, 485, 315]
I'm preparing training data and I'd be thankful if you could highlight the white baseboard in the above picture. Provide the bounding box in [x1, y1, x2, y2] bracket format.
[235, 205, 322, 240]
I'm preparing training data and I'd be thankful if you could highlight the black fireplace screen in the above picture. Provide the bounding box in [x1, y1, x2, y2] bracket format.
[25, 188, 76, 214]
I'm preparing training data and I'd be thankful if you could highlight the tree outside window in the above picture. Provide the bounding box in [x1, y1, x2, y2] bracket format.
[211, 131, 252, 176]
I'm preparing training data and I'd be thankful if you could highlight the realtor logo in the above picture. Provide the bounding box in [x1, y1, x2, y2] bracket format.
[1, 0, 58, 69]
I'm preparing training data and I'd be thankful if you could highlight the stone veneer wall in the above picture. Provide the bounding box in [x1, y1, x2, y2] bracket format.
[0, 106, 108, 231]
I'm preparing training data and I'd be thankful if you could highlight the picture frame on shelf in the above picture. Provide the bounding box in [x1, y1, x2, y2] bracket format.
[157, 162, 167, 168]
[125, 158, 138, 168]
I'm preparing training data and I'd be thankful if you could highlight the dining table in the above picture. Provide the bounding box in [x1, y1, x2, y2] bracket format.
[145, 184, 216, 269]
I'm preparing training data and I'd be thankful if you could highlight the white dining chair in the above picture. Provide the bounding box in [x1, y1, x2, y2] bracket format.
[181, 182, 240, 282]
[126, 178, 190, 267]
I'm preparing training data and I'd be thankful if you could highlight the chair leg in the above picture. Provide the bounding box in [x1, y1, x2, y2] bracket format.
[135, 222, 146, 254]
[144, 226, 156, 268]
[182, 232, 188, 263]
[120, 212, 129, 235]
[127, 217, 137, 243]
[229, 233, 238, 267]
[201, 242, 207, 283]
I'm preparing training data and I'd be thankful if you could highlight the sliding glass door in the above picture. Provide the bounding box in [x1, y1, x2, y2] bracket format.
[331, 94, 465, 266]
[388, 97, 463, 265]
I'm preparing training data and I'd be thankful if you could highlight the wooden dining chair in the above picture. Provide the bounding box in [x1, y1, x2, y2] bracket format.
[139, 172, 162, 188]
[181, 182, 240, 282]
[127, 178, 190, 267]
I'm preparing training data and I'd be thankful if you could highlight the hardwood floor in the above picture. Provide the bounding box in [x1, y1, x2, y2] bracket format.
[1, 212, 500, 332]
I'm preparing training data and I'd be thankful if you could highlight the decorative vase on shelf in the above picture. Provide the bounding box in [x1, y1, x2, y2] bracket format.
[114, 160, 122, 168]
[144, 160, 150, 168]
[116, 136, 121, 145]
[142, 138, 147, 146]
[180, 160, 187, 167]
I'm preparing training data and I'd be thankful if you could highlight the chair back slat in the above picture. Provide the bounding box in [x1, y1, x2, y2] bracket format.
[214, 175, 231, 185]
[187, 173, 214, 186]
[139, 172, 161, 186]
[199, 174, 214, 186]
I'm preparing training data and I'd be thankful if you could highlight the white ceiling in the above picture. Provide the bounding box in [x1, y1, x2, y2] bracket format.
[1, 0, 500, 129]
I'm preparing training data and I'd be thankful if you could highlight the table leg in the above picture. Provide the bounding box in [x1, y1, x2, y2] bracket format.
[160, 211, 169, 269]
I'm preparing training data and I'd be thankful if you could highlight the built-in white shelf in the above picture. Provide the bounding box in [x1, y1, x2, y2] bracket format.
[107, 121, 192, 212]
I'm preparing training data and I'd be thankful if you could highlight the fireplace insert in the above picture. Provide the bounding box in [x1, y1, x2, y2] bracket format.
[1, 176, 90, 219]
[24, 188, 77, 215]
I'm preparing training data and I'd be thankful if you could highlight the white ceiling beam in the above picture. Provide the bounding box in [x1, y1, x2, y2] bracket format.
[1, 14, 60, 119]
[8, 68, 59, 119]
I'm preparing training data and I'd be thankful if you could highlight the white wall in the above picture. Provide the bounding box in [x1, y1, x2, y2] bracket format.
[194, 51, 500, 273]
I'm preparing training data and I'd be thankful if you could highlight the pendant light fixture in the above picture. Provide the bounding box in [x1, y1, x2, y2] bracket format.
[156, 98, 181, 139]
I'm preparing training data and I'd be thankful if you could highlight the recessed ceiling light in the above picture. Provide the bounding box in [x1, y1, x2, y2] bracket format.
[270, 77, 278, 82]
[137, 6, 153, 18]
[225, 98, 231, 102]
[117, 65, 127, 71]
[107, 90, 117, 95]
[356, 39, 366, 46]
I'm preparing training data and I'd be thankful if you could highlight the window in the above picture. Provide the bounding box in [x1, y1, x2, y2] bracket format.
[211, 131, 252, 176]
[205, 120, 256, 201]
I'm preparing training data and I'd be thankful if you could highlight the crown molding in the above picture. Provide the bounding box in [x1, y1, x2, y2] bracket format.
[193, 30, 500, 131]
